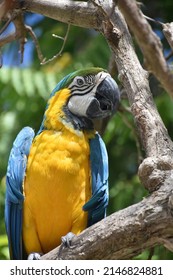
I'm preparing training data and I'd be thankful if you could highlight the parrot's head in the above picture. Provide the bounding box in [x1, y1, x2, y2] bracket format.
[40, 68, 120, 132]
[65, 68, 120, 120]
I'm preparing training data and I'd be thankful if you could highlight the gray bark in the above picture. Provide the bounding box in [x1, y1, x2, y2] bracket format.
[25, 0, 98, 29]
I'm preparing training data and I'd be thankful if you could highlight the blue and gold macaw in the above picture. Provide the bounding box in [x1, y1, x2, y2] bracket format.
[5, 67, 120, 259]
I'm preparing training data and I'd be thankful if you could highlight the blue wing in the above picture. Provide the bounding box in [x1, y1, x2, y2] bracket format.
[83, 133, 109, 226]
[5, 127, 35, 259]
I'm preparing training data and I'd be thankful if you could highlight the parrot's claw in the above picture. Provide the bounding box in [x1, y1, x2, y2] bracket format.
[58, 232, 76, 258]
[61, 232, 76, 248]
[28, 252, 42, 260]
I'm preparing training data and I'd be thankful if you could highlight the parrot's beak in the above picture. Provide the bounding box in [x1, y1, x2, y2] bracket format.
[86, 75, 120, 119]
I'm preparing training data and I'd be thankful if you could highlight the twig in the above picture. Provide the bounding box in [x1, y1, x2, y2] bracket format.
[143, 14, 173, 54]
[0, 6, 46, 65]
[0, 16, 14, 36]
[0, 5, 70, 65]
[13, 11, 27, 64]
[41, 24, 70, 65]
[52, 34, 64, 40]
[0, 32, 16, 47]
[25, 25, 45, 63]
[143, 14, 163, 26]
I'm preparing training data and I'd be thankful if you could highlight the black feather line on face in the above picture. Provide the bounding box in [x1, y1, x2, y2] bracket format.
[63, 105, 94, 131]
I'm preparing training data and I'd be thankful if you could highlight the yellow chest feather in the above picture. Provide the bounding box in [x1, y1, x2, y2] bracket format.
[23, 129, 92, 254]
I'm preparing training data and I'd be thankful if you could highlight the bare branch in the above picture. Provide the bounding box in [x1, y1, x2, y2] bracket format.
[0, 1, 6, 20]
[41, 24, 70, 65]
[117, 0, 173, 98]
[0, 16, 13, 36]
[0, 32, 15, 47]
[0, 7, 45, 64]
[0, 0, 13, 20]
[24, 0, 98, 29]
[143, 15, 173, 53]
[143, 14, 163, 26]
[25, 25, 45, 63]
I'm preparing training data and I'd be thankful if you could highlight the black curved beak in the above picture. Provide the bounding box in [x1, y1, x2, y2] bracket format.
[86, 76, 120, 119]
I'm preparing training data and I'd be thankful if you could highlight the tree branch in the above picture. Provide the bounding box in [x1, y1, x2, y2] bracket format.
[24, 0, 98, 29]
[0, 6, 45, 64]
[40, 24, 70, 65]
[118, 0, 173, 98]
[0, 32, 15, 47]
[0, 0, 14, 20]
[41, 173, 173, 259]
[163, 22, 173, 52]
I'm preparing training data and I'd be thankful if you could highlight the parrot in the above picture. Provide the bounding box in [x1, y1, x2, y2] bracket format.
[5, 67, 120, 260]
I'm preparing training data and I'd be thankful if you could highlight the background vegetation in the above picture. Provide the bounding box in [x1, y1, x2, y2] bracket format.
[0, 0, 173, 259]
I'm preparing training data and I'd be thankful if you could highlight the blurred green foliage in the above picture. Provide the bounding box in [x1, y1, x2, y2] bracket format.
[0, 0, 173, 260]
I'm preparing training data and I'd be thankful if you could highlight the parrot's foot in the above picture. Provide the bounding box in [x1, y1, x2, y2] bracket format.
[28, 252, 42, 260]
[58, 232, 76, 259]
[61, 232, 75, 248]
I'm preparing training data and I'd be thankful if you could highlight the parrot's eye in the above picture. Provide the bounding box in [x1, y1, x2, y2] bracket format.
[77, 78, 84, 86]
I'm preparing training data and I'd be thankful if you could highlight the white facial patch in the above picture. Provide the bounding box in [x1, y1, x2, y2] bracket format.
[68, 94, 95, 117]
[67, 71, 110, 117]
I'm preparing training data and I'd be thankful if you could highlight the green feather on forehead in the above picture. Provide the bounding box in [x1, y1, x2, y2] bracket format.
[66, 67, 107, 85]
[52, 67, 108, 95]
